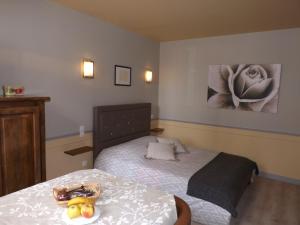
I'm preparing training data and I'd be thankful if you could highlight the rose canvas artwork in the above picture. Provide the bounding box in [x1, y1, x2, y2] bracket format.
[207, 64, 281, 113]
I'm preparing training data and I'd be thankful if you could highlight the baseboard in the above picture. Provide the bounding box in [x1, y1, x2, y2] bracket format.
[260, 172, 300, 186]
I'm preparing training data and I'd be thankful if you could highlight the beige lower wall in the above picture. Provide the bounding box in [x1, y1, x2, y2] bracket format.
[45, 121, 159, 180]
[46, 133, 93, 180]
[45, 120, 299, 181]
[157, 120, 300, 180]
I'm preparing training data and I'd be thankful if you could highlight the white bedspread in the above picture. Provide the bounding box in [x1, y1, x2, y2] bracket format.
[94, 136, 232, 225]
[0, 169, 177, 225]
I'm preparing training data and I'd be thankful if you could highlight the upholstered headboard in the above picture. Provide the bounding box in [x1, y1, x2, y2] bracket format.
[93, 103, 151, 160]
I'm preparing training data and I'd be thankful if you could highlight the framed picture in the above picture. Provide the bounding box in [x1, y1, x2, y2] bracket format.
[207, 64, 282, 113]
[114, 65, 131, 86]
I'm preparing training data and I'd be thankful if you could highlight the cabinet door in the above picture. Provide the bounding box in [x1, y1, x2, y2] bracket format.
[0, 151, 2, 196]
[0, 106, 41, 195]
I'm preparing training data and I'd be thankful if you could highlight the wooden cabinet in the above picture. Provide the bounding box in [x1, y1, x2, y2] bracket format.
[0, 96, 50, 196]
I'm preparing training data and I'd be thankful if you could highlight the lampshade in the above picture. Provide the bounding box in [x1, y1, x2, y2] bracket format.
[145, 70, 153, 83]
[82, 59, 94, 78]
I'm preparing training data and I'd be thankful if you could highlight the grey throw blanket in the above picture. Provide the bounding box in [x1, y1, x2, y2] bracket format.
[187, 152, 259, 217]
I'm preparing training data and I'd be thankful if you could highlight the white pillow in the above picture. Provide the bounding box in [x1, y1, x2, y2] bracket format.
[156, 137, 187, 153]
[145, 142, 176, 161]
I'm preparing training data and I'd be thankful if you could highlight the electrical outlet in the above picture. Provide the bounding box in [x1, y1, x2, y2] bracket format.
[82, 160, 88, 168]
[79, 125, 85, 137]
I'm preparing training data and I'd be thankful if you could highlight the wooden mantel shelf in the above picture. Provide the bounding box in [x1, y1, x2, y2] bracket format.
[64, 146, 93, 156]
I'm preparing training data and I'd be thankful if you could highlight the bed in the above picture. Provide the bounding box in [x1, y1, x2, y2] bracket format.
[94, 136, 230, 225]
[93, 103, 258, 225]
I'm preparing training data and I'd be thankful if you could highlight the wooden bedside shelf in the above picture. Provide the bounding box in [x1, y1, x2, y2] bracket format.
[64, 146, 93, 156]
[150, 128, 165, 133]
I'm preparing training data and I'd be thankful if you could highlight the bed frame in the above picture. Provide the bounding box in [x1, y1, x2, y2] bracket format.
[93, 103, 151, 160]
[93, 103, 191, 225]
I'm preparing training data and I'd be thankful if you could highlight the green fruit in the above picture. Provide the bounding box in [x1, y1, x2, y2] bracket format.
[67, 205, 81, 219]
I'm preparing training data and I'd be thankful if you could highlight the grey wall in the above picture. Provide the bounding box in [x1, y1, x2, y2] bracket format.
[159, 28, 300, 135]
[0, 0, 159, 139]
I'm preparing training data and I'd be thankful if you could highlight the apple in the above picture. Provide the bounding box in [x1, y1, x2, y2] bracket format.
[15, 88, 22, 94]
[80, 203, 94, 218]
[67, 205, 81, 219]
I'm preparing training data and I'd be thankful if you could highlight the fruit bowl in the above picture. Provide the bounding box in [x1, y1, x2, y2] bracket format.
[53, 183, 101, 206]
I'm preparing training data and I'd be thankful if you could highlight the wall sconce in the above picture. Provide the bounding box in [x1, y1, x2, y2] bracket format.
[82, 59, 94, 78]
[145, 70, 153, 83]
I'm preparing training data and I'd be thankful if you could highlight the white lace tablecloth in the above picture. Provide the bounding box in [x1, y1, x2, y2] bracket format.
[0, 169, 177, 225]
